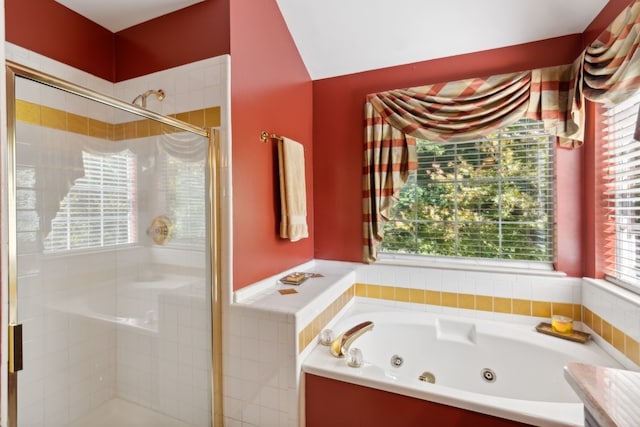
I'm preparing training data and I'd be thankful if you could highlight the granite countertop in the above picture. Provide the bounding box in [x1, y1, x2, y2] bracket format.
[564, 362, 640, 427]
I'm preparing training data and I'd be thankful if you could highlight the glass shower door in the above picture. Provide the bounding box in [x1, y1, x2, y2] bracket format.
[8, 67, 214, 427]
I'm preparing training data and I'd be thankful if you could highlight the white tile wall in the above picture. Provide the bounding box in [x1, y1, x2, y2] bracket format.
[357, 262, 579, 298]
[114, 289, 211, 425]
[115, 56, 228, 117]
[583, 278, 640, 343]
[355, 262, 582, 324]
[223, 305, 298, 427]
[15, 228, 211, 424]
[227, 260, 358, 427]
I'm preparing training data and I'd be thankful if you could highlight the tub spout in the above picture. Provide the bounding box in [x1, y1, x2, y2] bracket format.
[330, 321, 374, 357]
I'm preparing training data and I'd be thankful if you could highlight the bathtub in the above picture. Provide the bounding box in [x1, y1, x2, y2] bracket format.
[302, 300, 624, 427]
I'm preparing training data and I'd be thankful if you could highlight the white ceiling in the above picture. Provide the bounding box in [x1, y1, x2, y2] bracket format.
[55, 0, 609, 80]
[54, 0, 205, 32]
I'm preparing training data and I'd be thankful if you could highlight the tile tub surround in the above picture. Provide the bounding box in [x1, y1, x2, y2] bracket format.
[225, 260, 358, 427]
[582, 279, 640, 368]
[296, 281, 583, 356]
[351, 264, 640, 369]
[354, 283, 582, 321]
[228, 260, 640, 426]
[297, 263, 583, 354]
[297, 285, 354, 352]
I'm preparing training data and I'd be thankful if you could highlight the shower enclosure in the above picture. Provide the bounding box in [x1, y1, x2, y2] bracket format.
[5, 62, 222, 427]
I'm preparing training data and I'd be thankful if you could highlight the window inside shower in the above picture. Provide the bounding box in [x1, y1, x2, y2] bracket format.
[10, 69, 213, 427]
[32, 147, 208, 253]
[161, 153, 206, 246]
[43, 150, 137, 252]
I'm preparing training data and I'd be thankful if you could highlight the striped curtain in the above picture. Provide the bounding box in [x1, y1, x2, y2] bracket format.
[368, 72, 532, 143]
[363, 0, 640, 263]
[580, 0, 640, 106]
[363, 66, 580, 262]
[363, 102, 417, 263]
[526, 63, 584, 148]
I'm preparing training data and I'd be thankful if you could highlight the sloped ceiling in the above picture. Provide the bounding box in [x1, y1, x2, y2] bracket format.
[56, 0, 608, 80]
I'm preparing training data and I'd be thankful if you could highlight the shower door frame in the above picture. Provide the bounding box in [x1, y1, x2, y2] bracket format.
[4, 61, 223, 427]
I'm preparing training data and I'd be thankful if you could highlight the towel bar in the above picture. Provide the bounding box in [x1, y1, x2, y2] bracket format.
[260, 130, 283, 143]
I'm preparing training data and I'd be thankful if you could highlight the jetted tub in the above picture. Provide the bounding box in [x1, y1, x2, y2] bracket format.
[302, 300, 625, 427]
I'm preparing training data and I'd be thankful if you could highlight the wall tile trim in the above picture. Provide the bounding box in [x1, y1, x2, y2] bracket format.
[16, 99, 220, 138]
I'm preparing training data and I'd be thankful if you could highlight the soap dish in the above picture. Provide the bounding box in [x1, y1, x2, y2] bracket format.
[535, 322, 591, 344]
[279, 272, 310, 285]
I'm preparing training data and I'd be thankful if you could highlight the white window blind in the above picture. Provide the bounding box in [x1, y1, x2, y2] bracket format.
[44, 150, 136, 252]
[381, 118, 554, 262]
[602, 93, 640, 290]
[160, 153, 206, 246]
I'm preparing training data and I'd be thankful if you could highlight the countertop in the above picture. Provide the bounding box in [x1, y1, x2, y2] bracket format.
[564, 362, 640, 427]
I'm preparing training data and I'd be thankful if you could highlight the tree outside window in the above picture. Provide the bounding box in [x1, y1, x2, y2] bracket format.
[382, 119, 554, 262]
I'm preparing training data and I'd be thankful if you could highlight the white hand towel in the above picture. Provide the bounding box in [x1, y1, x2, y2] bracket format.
[278, 137, 309, 242]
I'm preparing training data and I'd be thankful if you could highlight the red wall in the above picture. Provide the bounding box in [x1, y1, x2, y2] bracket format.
[4, 0, 231, 83]
[582, 102, 603, 278]
[115, 1, 230, 81]
[229, 0, 314, 289]
[5, 0, 115, 81]
[312, 36, 586, 268]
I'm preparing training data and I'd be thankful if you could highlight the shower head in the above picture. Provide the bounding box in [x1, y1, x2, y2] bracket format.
[132, 89, 165, 108]
[152, 89, 165, 101]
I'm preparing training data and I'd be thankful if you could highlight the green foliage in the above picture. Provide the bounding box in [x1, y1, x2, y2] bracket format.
[381, 121, 553, 261]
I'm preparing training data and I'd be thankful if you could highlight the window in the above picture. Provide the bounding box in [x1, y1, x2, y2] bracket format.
[159, 152, 206, 246]
[601, 92, 640, 291]
[44, 150, 136, 252]
[381, 118, 554, 262]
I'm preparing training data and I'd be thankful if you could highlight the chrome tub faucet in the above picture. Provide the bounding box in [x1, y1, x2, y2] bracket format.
[330, 321, 374, 357]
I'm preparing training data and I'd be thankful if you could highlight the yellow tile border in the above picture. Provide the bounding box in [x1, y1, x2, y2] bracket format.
[583, 307, 640, 366]
[16, 99, 220, 139]
[297, 286, 355, 353]
[297, 281, 640, 366]
[354, 283, 584, 321]
[494, 297, 512, 314]
[512, 298, 532, 316]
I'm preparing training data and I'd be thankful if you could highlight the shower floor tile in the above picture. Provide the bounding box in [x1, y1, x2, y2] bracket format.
[68, 398, 193, 427]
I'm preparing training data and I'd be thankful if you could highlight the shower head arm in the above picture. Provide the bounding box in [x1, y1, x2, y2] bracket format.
[132, 89, 165, 108]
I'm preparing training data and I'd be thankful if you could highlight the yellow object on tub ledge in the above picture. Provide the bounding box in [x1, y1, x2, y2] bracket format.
[551, 315, 573, 334]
